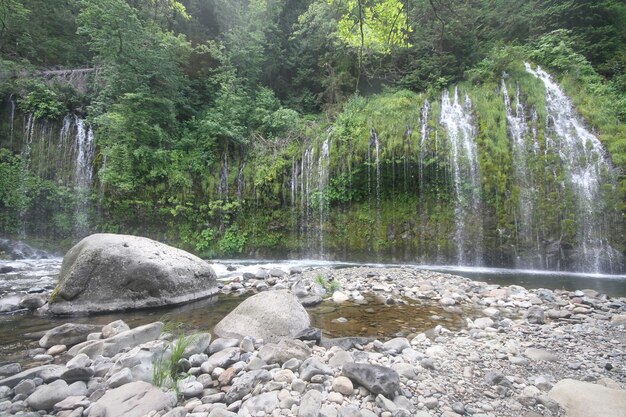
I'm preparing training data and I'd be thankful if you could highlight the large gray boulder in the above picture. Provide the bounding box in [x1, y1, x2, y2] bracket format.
[49, 234, 218, 314]
[213, 290, 310, 342]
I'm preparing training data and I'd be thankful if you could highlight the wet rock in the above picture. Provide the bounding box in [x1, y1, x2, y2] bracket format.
[19, 294, 46, 310]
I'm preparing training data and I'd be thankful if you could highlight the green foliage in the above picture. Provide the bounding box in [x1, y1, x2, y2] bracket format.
[153, 333, 195, 393]
[218, 224, 247, 255]
[314, 274, 341, 292]
[16, 81, 66, 119]
[330, 0, 411, 53]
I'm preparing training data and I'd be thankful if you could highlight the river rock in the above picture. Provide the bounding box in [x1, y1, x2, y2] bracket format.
[214, 290, 310, 342]
[525, 306, 545, 324]
[95, 381, 176, 417]
[341, 363, 400, 397]
[258, 339, 311, 364]
[101, 320, 130, 338]
[224, 369, 271, 404]
[239, 392, 279, 415]
[299, 390, 323, 417]
[548, 379, 626, 417]
[26, 380, 87, 411]
[39, 323, 101, 348]
[0, 365, 65, 388]
[19, 294, 46, 310]
[524, 347, 558, 362]
[48, 234, 219, 314]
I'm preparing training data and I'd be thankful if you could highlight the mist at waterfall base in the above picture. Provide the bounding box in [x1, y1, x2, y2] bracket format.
[0, 64, 624, 275]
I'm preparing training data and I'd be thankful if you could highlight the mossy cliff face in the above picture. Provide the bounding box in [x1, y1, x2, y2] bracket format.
[1, 66, 624, 273]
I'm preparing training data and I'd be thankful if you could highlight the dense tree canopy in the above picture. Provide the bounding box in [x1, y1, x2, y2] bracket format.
[0, 0, 625, 263]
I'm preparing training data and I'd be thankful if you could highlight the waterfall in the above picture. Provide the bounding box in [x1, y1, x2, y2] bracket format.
[236, 162, 246, 200]
[318, 137, 331, 255]
[75, 117, 95, 189]
[502, 78, 542, 267]
[440, 87, 484, 265]
[219, 151, 229, 199]
[371, 129, 382, 240]
[418, 100, 430, 194]
[9, 95, 16, 149]
[73, 117, 95, 238]
[525, 63, 621, 272]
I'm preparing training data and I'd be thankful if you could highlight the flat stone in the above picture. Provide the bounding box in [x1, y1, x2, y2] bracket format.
[239, 392, 279, 415]
[549, 379, 626, 417]
[524, 348, 558, 362]
[39, 323, 101, 348]
[300, 357, 334, 381]
[342, 363, 399, 397]
[0, 365, 66, 388]
[209, 338, 240, 355]
[224, 369, 271, 404]
[258, 338, 311, 364]
[299, 390, 322, 417]
[0, 363, 21, 377]
[101, 320, 130, 338]
[382, 337, 410, 353]
[27, 380, 87, 411]
[95, 381, 176, 417]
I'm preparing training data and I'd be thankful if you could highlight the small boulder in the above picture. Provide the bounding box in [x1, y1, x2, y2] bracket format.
[214, 290, 310, 342]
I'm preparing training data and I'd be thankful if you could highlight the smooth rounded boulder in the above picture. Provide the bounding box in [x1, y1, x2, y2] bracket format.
[213, 290, 310, 342]
[49, 234, 218, 314]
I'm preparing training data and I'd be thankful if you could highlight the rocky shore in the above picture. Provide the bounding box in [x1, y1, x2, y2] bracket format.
[1, 266, 625, 417]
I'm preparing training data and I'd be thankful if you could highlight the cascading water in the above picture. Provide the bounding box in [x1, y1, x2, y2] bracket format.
[9, 95, 16, 149]
[418, 100, 431, 193]
[502, 78, 542, 267]
[73, 117, 95, 238]
[440, 87, 484, 265]
[370, 128, 382, 245]
[318, 137, 331, 255]
[525, 63, 621, 273]
[294, 138, 331, 258]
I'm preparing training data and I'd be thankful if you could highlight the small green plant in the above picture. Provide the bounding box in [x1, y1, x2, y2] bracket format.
[153, 333, 196, 394]
[314, 274, 341, 293]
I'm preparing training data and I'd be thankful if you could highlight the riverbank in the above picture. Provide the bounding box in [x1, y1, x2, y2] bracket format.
[1, 266, 625, 417]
